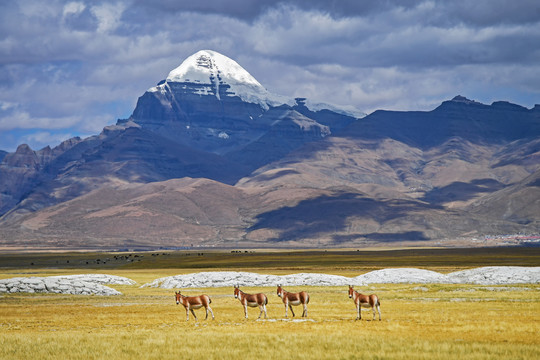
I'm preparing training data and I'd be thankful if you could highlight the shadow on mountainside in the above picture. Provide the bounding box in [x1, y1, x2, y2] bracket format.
[421, 179, 505, 205]
[247, 191, 442, 243]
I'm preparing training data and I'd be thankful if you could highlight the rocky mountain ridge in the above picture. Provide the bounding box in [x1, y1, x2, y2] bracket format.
[0, 51, 538, 249]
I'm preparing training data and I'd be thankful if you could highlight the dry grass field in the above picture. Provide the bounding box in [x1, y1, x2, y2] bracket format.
[1, 249, 539, 359]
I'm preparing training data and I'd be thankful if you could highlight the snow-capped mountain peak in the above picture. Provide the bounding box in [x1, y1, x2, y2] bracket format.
[150, 50, 292, 109]
[166, 50, 264, 90]
[149, 50, 363, 117]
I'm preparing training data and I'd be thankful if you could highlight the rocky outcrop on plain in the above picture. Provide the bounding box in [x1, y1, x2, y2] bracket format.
[142, 267, 540, 288]
[2, 268, 538, 295]
[353, 267, 540, 285]
[0, 274, 135, 295]
[353, 268, 449, 284]
[445, 266, 540, 285]
[141, 271, 359, 289]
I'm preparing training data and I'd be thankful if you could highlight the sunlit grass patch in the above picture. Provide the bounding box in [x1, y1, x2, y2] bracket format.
[1, 280, 539, 359]
[1, 247, 539, 360]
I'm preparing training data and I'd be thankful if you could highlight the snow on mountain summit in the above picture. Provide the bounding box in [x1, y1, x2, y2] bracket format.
[149, 50, 362, 117]
[150, 50, 292, 109]
[166, 50, 264, 89]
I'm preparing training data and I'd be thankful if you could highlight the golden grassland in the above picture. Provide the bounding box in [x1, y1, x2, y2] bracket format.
[1, 248, 540, 359]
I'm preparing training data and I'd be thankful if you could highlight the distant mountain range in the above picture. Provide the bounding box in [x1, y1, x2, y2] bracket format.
[0, 50, 538, 250]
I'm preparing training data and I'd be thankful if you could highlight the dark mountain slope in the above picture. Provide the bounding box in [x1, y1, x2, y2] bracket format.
[1, 125, 248, 221]
[342, 96, 540, 149]
[226, 107, 330, 170]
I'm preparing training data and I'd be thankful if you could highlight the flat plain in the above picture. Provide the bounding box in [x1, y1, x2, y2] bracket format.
[1, 247, 539, 359]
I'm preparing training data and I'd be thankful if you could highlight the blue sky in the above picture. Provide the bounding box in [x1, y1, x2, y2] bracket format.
[1, 0, 539, 152]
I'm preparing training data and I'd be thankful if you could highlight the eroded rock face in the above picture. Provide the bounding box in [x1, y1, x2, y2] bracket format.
[0, 138, 83, 216]
[0, 274, 135, 296]
[129, 83, 332, 163]
[0, 144, 42, 215]
[130, 82, 269, 155]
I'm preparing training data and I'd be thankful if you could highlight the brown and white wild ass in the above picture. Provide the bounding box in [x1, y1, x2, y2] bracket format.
[175, 291, 214, 321]
[348, 285, 381, 321]
[233, 285, 268, 319]
[276, 285, 310, 318]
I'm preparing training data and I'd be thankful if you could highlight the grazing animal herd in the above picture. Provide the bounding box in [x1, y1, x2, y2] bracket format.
[175, 285, 381, 321]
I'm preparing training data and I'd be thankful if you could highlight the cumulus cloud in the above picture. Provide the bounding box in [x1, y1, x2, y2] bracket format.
[0, 0, 539, 151]
[20, 131, 77, 149]
[62, 1, 98, 32]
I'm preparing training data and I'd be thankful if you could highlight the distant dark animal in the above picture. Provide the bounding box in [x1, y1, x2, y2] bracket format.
[276, 285, 309, 318]
[234, 285, 268, 319]
[348, 285, 381, 321]
[175, 291, 214, 321]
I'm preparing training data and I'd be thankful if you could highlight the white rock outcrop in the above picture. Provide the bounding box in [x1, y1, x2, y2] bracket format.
[142, 267, 540, 289]
[0, 274, 135, 295]
[446, 266, 540, 285]
[353, 268, 449, 284]
[141, 271, 364, 289]
[3, 267, 538, 294]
